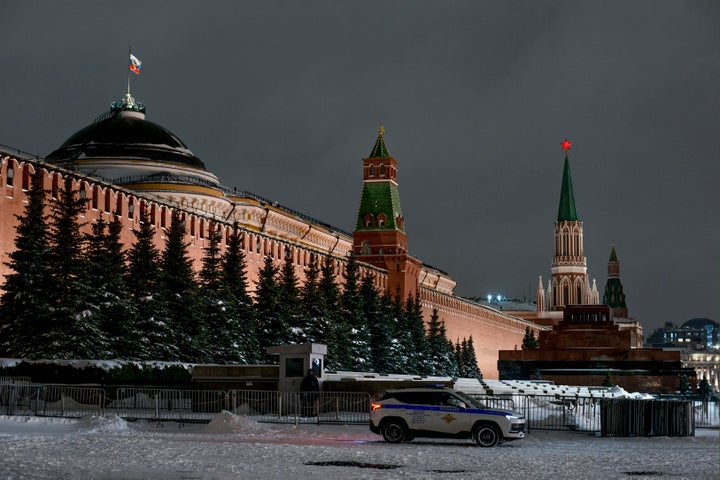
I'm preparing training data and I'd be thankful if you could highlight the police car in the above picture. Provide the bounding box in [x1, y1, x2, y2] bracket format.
[369, 387, 526, 447]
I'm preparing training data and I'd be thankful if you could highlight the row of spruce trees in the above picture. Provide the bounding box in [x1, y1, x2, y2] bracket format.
[0, 168, 482, 378]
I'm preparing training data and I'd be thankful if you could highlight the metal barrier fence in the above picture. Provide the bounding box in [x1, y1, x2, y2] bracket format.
[0, 376, 32, 385]
[0, 384, 717, 432]
[600, 399, 694, 436]
[227, 390, 371, 425]
[111, 388, 227, 422]
[470, 394, 719, 432]
[1, 384, 105, 417]
[470, 394, 603, 432]
[693, 399, 719, 428]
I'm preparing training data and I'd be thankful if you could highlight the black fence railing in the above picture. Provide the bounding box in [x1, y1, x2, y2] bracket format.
[600, 399, 694, 437]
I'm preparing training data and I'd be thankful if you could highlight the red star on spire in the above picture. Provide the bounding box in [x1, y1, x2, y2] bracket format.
[560, 138, 572, 151]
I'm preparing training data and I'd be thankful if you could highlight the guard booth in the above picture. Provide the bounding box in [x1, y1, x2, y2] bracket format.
[266, 343, 327, 392]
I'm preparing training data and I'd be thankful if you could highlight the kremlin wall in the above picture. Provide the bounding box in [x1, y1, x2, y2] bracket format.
[0, 92, 540, 378]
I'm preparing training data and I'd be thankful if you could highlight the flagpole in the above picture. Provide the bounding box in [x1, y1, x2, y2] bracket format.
[127, 46, 131, 95]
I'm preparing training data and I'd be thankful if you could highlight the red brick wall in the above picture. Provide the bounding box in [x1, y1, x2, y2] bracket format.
[420, 288, 530, 379]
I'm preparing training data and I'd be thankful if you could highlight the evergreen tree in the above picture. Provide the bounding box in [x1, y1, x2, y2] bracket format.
[386, 293, 411, 373]
[403, 295, 430, 375]
[254, 254, 284, 354]
[373, 292, 401, 374]
[127, 208, 161, 298]
[0, 167, 53, 358]
[318, 257, 342, 369]
[85, 215, 136, 358]
[299, 253, 323, 342]
[220, 224, 259, 363]
[696, 376, 713, 397]
[464, 336, 482, 379]
[43, 176, 105, 358]
[350, 272, 377, 371]
[328, 253, 362, 370]
[198, 221, 232, 362]
[199, 221, 223, 290]
[126, 207, 176, 360]
[454, 339, 465, 377]
[677, 374, 692, 395]
[522, 327, 539, 349]
[278, 248, 303, 344]
[160, 210, 203, 361]
[426, 308, 457, 376]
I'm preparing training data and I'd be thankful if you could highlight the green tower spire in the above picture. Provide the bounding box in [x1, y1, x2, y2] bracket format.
[355, 127, 404, 233]
[368, 126, 390, 158]
[557, 141, 578, 222]
[609, 244, 618, 262]
[603, 244, 628, 317]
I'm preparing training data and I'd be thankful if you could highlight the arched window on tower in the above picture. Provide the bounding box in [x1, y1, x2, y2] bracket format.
[377, 212, 387, 226]
[555, 233, 560, 256]
[380, 164, 386, 177]
[563, 229, 569, 256]
[369, 165, 375, 177]
[363, 213, 374, 227]
[362, 241, 371, 255]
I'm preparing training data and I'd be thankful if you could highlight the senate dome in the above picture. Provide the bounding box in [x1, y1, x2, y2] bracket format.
[46, 92, 223, 205]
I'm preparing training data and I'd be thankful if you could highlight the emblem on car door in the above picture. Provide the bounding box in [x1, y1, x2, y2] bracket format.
[441, 414, 456, 424]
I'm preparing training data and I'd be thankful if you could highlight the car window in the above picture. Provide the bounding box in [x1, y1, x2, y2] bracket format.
[454, 391, 484, 409]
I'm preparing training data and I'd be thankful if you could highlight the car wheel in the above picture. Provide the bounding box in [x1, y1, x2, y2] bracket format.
[381, 419, 407, 443]
[473, 423, 500, 447]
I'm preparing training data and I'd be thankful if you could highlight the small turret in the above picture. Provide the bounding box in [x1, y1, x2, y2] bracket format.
[603, 244, 628, 318]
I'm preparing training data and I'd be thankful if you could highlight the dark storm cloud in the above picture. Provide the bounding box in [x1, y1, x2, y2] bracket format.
[1, 1, 718, 332]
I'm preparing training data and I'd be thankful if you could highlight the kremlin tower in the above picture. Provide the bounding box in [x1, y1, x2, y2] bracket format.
[603, 244, 629, 318]
[540, 139, 599, 311]
[352, 127, 422, 300]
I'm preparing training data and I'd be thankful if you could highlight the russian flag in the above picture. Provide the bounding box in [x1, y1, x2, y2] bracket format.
[129, 54, 142, 75]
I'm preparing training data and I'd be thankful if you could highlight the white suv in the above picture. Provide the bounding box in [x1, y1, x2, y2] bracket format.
[370, 387, 526, 447]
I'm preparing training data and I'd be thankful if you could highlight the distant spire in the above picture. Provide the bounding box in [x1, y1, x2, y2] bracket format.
[557, 139, 578, 221]
[609, 244, 618, 263]
[369, 125, 390, 158]
[603, 245, 628, 317]
[536, 276, 545, 312]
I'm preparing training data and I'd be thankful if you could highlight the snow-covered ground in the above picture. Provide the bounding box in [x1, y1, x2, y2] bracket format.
[0, 413, 717, 479]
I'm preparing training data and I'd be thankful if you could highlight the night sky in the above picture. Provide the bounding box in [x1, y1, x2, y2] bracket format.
[1, 1, 718, 333]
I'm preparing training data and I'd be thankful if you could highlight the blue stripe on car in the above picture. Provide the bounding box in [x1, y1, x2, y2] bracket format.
[378, 404, 512, 416]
